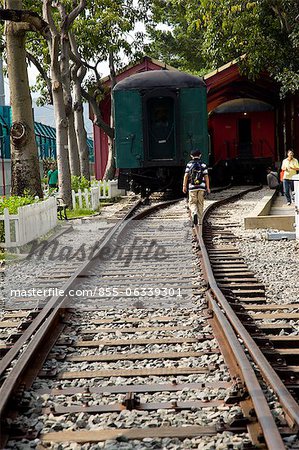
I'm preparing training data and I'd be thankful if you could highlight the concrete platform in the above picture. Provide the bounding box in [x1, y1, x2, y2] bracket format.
[270, 194, 295, 215]
[244, 190, 295, 231]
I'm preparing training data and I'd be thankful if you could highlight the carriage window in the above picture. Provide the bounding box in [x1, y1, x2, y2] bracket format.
[147, 97, 175, 160]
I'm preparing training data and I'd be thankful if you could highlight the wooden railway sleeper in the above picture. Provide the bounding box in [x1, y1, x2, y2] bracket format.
[227, 411, 251, 430]
[219, 287, 237, 297]
[47, 351, 66, 361]
[215, 418, 253, 438]
[225, 381, 248, 404]
[121, 392, 141, 411]
[39, 367, 58, 377]
[7, 332, 22, 344]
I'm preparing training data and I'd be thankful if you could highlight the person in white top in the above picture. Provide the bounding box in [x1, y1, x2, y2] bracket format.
[281, 150, 299, 205]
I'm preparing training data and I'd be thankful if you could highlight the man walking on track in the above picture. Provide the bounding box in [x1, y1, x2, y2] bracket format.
[183, 149, 210, 226]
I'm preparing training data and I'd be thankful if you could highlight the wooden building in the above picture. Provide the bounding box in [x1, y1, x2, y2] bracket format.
[92, 56, 299, 179]
[205, 58, 299, 170]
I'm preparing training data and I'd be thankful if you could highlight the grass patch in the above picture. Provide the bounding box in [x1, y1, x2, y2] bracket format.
[66, 196, 123, 219]
[2, 252, 19, 262]
[100, 197, 122, 206]
[66, 208, 98, 219]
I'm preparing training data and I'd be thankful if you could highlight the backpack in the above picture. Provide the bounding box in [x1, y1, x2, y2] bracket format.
[190, 160, 204, 186]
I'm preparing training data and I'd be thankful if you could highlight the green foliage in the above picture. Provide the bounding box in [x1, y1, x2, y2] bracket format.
[145, 1, 207, 73]
[6, 0, 298, 103]
[71, 175, 90, 193]
[45, 187, 59, 197]
[0, 195, 37, 243]
[18, 0, 150, 107]
[0, 195, 36, 214]
[66, 207, 96, 218]
[31, 74, 52, 106]
[146, 0, 299, 96]
[74, 0, 148, 63]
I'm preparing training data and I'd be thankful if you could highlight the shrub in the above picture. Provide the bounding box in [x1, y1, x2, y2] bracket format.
[0, 195, 36, 214]
[71, 176, 90, 193]
[0, 195, 37, 243]
[91, 179, 110, 196]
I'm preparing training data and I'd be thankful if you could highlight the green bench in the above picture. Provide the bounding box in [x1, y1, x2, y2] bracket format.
[56, 197, 68, 220]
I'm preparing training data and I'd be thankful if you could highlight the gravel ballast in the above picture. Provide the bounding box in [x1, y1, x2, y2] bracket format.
[4, 188, 297, 449]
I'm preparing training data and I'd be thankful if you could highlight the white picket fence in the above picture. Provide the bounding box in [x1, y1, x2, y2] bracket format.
[72, 180, 125, 210]
[0, 197, 57, 248]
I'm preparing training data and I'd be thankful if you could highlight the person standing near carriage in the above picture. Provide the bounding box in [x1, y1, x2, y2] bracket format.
[281, 150, 299, 205]
[182, 149, 210, 226]
[266, 166, 282, 195]
[48, 162, 59, 191]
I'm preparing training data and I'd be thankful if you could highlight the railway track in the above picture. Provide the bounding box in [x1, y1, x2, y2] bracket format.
[0, 195, 143, 353]
[0, 187, 298, 449]
[199, 194, 299, 432]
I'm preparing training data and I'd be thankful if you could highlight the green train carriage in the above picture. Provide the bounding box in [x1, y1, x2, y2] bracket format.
[113, 70, 208, 195]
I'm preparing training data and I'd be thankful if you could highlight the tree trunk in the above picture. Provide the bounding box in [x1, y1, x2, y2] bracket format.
[67, 110, 81, 176]
[82, 88, 114, 138]
[61, 35, 80, 176]
[104, 51, 116, 181]
[104, 137, 116, 180]
[5, 0, 42, 197]
[74, 81, 90, 179]
[48, 36, 72, 207]
[69, 32, 90, 179]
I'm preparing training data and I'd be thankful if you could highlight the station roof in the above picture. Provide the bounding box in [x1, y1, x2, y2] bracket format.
[34, 121, 56, 138]
[213, 98, 274, 113]
[204, 56, 280, 112]
[102, 56, 178, 89]
[114, 70, 205, 91]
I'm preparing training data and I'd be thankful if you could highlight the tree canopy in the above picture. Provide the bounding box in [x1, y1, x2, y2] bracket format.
[146, 0, 299, 95]
[20, 0, 149, 107]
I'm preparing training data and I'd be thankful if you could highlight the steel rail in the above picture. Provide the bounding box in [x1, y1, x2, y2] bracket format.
[206, 291, 285, 450]
[0, 198, 144, 421]
[0, 198, 143, 379]
[0, 197, 182, 436]
[197, 187, 299, 431]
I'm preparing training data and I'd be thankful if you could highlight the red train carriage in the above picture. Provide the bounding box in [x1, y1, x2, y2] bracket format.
[205, 60, 279, 184]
